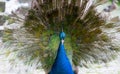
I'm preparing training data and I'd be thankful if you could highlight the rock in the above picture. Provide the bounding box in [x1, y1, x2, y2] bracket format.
[0, 15, 6, 25]
[110, 16, 120, 23]
[0, 30, 3, 37]
[18, 0, 32, 3]
[5, 0, 30, 14]
[0, 27, 3, 43]
[0, 1, 5, 12]
[0, 26, 4, 30]
[5, 23, 21, 29]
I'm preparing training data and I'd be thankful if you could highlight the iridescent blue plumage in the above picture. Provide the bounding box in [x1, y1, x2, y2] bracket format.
[59, 31, 66, 40]
[48, 32, 74, 74]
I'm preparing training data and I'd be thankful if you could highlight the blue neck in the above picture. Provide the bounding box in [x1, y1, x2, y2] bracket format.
[49, 32, 74, 74]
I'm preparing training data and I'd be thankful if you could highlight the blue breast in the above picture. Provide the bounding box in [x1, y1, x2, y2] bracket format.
[49, 32, 74, 74]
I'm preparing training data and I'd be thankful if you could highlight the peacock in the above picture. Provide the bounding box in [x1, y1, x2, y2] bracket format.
[2, 0, 119, 74]
[48, 31, 74, 74]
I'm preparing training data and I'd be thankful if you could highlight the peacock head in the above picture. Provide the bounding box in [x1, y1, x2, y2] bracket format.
[59, 31, 66, 44]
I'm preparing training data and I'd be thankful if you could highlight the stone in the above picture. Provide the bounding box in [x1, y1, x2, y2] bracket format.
[0, 30, 3, 37]
[0, 26, 4, 30]
[0, 15, 6, 25]
[18, 0, 32, 4]
[0, 1, 5, 12]
[110, 16, 120, 23]
[16, 7, 30, 15]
